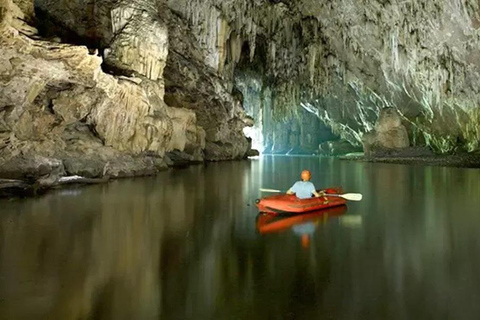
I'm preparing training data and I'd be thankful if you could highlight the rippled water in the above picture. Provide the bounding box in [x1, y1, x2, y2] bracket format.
[2, 156, 480, 319]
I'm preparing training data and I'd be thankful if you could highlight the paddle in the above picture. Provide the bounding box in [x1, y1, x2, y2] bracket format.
[259, 188, 363, 201]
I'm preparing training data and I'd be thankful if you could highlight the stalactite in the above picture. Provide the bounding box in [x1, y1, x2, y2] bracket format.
[171, 0, 480, 153]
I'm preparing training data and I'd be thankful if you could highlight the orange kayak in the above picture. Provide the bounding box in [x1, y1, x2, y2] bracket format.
[255, 187, 347, 214]
[256, 205, 347, 234]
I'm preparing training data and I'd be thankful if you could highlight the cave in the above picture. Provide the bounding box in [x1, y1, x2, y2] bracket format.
[4, 1, 480, 318]
[3, 0, 480, 182]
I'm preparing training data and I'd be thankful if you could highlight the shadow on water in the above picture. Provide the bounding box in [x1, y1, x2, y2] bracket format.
[2, 156, 480, 319]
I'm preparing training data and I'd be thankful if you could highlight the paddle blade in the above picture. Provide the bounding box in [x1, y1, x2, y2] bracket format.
[339, 193, 363, 201]
[260, 188, 283, 193]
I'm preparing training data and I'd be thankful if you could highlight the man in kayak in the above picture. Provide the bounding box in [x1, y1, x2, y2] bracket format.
[286, 170, 324, 199]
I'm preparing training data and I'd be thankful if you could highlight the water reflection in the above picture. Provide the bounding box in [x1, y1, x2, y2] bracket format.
[1, 157, 480, 319]
[0, 181, 163, 320]
[256, 206, 348, 248]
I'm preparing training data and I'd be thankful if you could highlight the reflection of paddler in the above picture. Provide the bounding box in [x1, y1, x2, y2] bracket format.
[301, 234, 310, 248]
[292, 222, 316, 248]
[292, 222, 316, 235]
[256, 205, 347, 236]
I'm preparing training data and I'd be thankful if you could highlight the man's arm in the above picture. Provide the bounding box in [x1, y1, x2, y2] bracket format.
[287, 182, 297, 195]
[311, 184, 325, 198]
[313, 190, 325, 197]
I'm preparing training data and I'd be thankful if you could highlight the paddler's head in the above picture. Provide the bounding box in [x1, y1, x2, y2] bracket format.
[301, 170, 311, 181]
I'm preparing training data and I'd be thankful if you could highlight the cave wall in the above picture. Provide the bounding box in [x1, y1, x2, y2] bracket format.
[163, 9, 253, 160]
[263, 109, 338, 155]
[236, 71, 338, 154]
[1, 0, 171, 179]
[33, 0, 254, 161]
[167, 0, 480, 154]
[0, 0, 254, 181]
[3, 0, 480, 182]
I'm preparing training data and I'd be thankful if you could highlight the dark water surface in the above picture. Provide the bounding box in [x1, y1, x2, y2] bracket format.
[2, 156, 480, 319]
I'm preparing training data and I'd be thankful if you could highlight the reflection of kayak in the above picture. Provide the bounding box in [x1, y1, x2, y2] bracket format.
[256, 205, 347, 234]
[255, 187, 347, 214]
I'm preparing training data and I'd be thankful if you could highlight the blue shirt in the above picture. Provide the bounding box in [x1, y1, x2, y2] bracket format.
[290, 181, 316, 199]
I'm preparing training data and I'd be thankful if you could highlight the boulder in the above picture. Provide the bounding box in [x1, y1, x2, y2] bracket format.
[165, 106, 205, 158]
[246, 149, 260, 157]
[63, 157, 107, 178]
[0, 155, 65, 183]
[102, 156, 166, 178]
[319, 140, 361, 156]
[362, 108, 410, 156]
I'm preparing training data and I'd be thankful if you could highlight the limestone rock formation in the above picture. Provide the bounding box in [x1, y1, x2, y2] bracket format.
[0, 0, 253, 184]
[262, 113, 336, 155]
[319, 140, 361, 156]
[35, 0, 252, 161]
[163, 9, 252, 160]
[167, 0, 480, 154]
[35, 0, 168, 82]
[0, 0, 174, 180]
[236, 71, 338, 155]
[362, 108, 410, 156]
[4, 0, 480, 185]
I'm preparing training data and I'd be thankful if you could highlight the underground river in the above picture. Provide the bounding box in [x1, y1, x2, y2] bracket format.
[2, 156, 480, 319]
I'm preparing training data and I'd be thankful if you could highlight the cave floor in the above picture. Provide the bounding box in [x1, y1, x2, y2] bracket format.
[341, 152, 480, 169]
